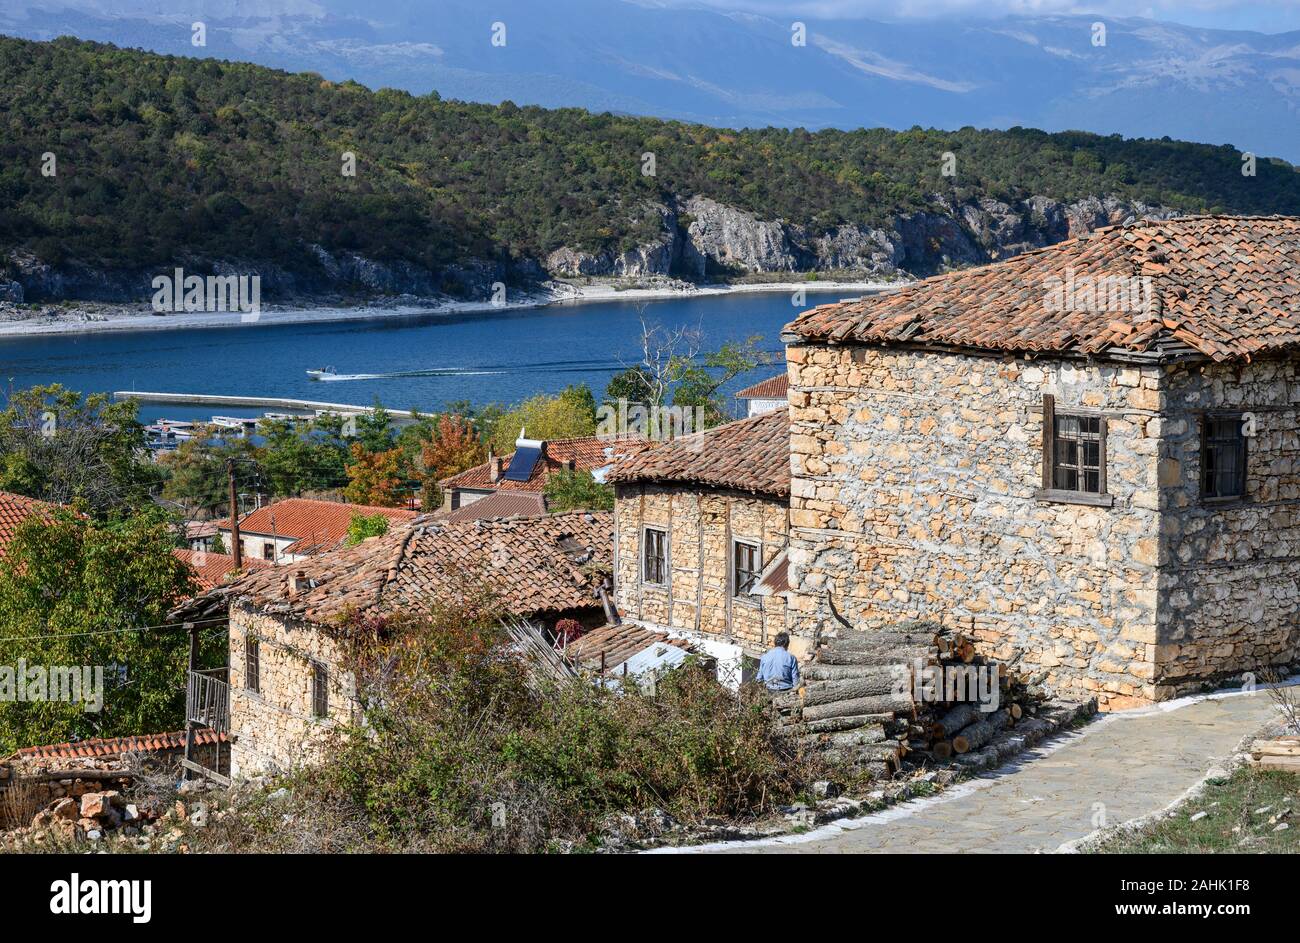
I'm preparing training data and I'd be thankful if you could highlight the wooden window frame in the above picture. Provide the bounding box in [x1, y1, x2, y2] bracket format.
[1035, 394, 1115, 507]
[262, 541, 275, 561]
[1199, 412, 1249, 503]
[731, 538, 762, 600]
[245, 636, 260, 694]
[311, 662, 329, 719]
[641, 526, 668, 586]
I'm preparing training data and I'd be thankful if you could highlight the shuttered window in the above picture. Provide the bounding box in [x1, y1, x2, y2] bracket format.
[733, 541, 761, 597]
[642, 528, 667, 585]
[311, 663, 328, 719]
[245, 636, 260, 694]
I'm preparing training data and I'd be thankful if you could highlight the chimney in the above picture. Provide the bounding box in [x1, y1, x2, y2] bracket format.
[489, 453, 502, 483]
[290, 570, 310, 596]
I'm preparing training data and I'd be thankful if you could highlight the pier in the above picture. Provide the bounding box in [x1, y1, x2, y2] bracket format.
[113, 391, 438, 423]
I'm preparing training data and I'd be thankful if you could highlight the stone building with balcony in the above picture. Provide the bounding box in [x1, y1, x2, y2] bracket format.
[783, 215, 1300, 709]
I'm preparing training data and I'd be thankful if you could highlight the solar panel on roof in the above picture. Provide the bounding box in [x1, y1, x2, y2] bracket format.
[503, 446, 542, 482]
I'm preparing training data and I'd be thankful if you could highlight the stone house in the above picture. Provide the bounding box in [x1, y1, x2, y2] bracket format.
[607, 410, 799, 683]
[173, 511, 612, 777]
[735, 374, 789, 417]
[783, 215, 1300, 709]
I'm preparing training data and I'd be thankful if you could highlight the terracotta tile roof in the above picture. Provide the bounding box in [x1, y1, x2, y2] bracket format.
[218, 498, 418, 556]
[0, 491, 58, 558]
[735, 374, 789, 400]
[172, 548, 270, 592]
[788, 215, 1300, 363]
[564, 623, 693, 674]
[184, 510, 612, 627]
[606, 411, 790, 497]
[441, 435, 632, 494]
[445, 490, 547, 522]
[11, 728, 226, 762]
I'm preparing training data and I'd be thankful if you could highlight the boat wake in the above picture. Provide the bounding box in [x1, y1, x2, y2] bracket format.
[313, 368, 508, 381]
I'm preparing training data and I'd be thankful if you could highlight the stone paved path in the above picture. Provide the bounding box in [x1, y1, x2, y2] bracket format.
[692, 690, 1284, 854]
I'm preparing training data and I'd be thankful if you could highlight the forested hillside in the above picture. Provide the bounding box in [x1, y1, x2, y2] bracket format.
[1, 35, 1298, 301]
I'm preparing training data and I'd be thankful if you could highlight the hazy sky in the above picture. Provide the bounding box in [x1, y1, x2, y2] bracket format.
[650, 0, 1300, 33]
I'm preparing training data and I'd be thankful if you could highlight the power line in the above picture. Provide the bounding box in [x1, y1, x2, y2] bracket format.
[0, 616, 228, 644]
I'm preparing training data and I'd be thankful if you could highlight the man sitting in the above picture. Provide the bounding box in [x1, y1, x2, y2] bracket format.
[755, 632, 801, 691]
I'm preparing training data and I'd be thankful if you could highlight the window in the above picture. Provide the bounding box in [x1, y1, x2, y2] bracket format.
[245, 637, 260, 693]
[642, 527, 667, 585]
[733, 540, 761, 597]
[1201, 415, 1248, 500]
[1039, 395, 1111, 505]
[311, 663, 328, 718]
[262, 542, 275, 561]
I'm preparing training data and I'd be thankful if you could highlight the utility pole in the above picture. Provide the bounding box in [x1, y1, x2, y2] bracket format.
[228, 458, 243, 569]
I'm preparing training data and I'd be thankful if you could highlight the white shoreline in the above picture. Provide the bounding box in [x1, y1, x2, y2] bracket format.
[0, 279, 897, 338]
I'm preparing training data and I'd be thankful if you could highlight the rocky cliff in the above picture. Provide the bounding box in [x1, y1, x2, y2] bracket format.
[545, 193, 1175, 282]
[5, 194, 1173, 304]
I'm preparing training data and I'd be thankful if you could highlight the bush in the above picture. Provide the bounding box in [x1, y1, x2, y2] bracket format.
[280, 600, 817, 851]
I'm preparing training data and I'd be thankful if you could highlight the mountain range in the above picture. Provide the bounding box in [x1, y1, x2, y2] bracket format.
[2, 1, 1299, 161]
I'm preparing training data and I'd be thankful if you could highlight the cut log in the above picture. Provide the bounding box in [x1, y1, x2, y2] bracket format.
[779, 714, 894, 735]
[802, 673, 908, 706]
[951, 709, 1009, 754]
[800, 727, 891, 751]
[801, 692, 915, 722]
[1009, 702, 1023, 721]
[933, 703, 981, 738]
[1250, 738, 1300, 756]
[931, 740, 953, 760]
[817, 646, 937, 667]
[804, 663, 913, 682]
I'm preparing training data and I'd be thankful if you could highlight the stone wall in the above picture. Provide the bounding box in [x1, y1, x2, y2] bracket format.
[1156, 357, 1300, 689]
[227, 603, 356, 777]
[614, 483, 790, 653]
[786, 341, 1300, 708]
[787, 342, 1168, 708]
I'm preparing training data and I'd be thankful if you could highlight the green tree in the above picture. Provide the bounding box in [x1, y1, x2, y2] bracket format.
[346, 512, 391, 546]
[490, 390, 598, 454]
[543, 468, 614, 512]
[0, 385, 161, 514]
[0, 507, 203, 753]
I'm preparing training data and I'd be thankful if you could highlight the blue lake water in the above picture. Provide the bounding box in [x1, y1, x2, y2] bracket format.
[0, 291, 850, 423]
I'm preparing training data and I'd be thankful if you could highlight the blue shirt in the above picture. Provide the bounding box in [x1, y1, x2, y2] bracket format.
[756, 646, 800, 691]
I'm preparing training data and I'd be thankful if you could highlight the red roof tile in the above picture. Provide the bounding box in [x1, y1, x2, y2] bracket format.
[441, 435, 631, 494]
[445, 490, 547, 522]
[607, 411, 790, 497]
[0, 491, 58, 558]
[789, 215, 1300, 363]
[11, 728, 226, 761]
[735, 374, 789, 400]
[173, 548, 271, 592]
[182, 510, 613, 627]
[218, 498, 418, 556]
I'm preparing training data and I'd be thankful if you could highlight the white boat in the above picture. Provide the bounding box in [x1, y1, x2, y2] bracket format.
[306, 366, 338, 380]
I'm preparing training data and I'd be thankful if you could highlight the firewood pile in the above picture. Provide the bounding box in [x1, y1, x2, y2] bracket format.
[1249, 737, 1300, 772]
[775, 615, 1061, 780]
